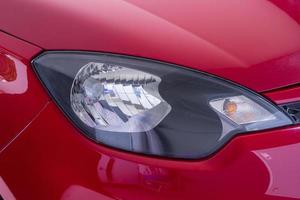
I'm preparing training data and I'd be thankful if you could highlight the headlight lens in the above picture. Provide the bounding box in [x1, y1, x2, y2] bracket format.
[33, 52, 292, 159]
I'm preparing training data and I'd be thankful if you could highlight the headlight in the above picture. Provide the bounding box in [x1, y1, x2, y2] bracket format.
[33, 52, 292, 159]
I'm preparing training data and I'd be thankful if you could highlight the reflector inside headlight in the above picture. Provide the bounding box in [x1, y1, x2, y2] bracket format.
[71, 62, 171, 132]
[33, 52, 293, 159]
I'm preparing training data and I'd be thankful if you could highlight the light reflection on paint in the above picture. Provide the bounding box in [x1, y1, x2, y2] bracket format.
[0, 176, 16, 200]
[61, 185, 114, 200]
[97, 155, 177, 192]
[253, 143, 300, 199]
[0, 53, 28, 94]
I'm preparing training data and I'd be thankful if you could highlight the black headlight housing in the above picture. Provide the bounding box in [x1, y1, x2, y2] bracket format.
[33, 51, 292, 159]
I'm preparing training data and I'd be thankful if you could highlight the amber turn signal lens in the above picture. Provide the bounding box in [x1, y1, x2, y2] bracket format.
[223, 99, 237, 115]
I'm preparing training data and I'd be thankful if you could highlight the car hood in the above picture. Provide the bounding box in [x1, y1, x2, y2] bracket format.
[1, 0, 300, 92]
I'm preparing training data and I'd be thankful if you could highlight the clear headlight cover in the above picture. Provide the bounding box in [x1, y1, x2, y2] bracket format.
[33, 52, 293, 159]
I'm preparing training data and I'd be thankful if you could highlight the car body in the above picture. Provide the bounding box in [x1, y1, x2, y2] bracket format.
[1, 0, 300, 199]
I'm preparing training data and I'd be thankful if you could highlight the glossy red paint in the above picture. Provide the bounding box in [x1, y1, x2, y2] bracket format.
[264, 85, 300, 104]
[0, 1, 300, 200]
[270, 0, 300, 23]
[0, 31, 49, 151]
[1, 0, 300, 91]
[1, 102, 300, 200]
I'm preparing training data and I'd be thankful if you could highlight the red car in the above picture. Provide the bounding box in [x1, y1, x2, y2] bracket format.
[1, 0, 300, 199]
